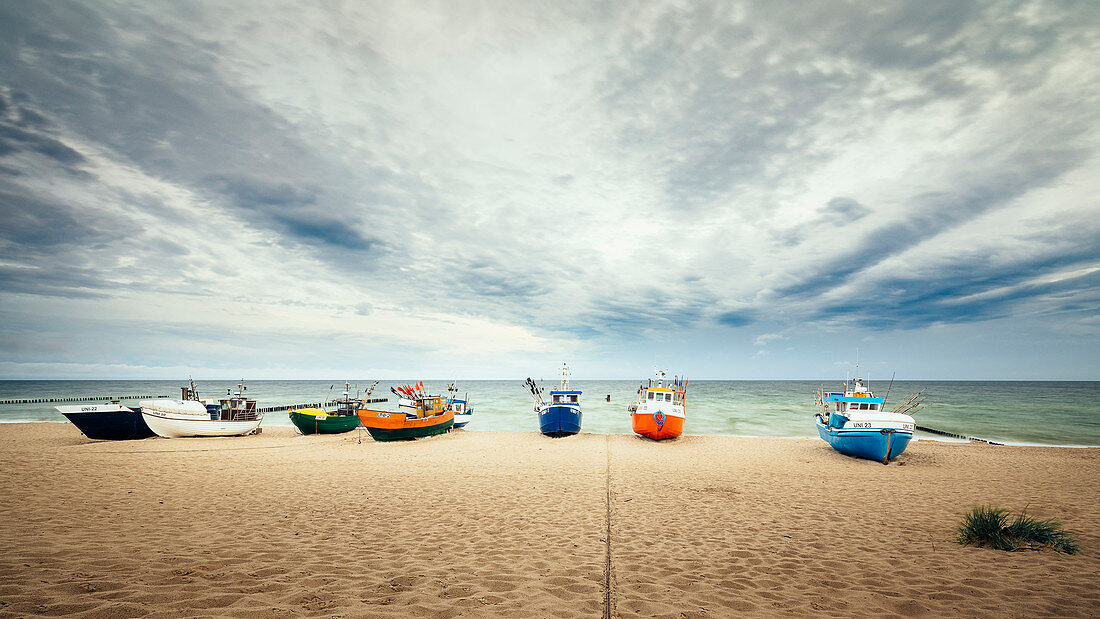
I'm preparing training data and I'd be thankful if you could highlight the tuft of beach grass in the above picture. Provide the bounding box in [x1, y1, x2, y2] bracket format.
[956, 506, 1079, 554]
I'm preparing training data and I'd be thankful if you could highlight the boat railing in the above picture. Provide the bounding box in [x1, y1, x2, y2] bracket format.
[230, 409, 262, 421]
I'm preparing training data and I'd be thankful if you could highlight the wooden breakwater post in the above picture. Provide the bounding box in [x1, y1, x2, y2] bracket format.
[0, 395, 169, 405]
[257, 398, 390, 414]
[915, 424, 1004, 446]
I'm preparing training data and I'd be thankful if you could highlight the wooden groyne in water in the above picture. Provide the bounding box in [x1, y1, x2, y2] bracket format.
[257, 398, 388, 414]
[0, 395, 169, 405]
[1, 396, 389, 411]
[916, 424, 1003, 446]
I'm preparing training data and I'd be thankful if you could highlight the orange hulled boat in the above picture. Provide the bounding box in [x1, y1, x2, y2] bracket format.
[357, 382, 454, 441]
[628, 370, 688, 440]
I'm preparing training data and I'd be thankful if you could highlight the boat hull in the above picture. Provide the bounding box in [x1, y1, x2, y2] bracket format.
[815, 417, 913, 462]
[57, 405, 155, 441]
[142, 411, 262, 438]
[289, 410, 361, 435]
[358, 409, 454, 441]
[453, 413, 472, 429]
[538, 405, 581, 437]
[631, 411, 684, 440]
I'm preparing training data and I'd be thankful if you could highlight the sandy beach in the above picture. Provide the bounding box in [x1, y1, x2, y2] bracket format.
[0, 424, 1097, 617]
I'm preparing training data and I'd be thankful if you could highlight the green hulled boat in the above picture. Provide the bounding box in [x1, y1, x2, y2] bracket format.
[289, 381, 371, 435]
[289, 408, 361, 434]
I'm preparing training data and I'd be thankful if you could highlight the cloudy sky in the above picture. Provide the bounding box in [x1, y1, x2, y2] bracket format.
[1, 1, 1098, 380]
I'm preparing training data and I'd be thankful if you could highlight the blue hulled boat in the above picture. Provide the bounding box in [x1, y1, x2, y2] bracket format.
[525, 363, 582, 437]
[814, 374, 915, 464]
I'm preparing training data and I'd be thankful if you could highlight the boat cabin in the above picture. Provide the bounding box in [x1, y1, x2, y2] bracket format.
[823, 393, 884, 413]
[217, 393, 259, 421]
[635, 370, 687, 409]
[335, 396, 359, 416]
[820, 392, 885, 429]
[333, 382, 363, 417]
[550, 391, 581, 405]
[644, 387, 676, 404]
[639, 386, 684, 408]
[181, 379, 259, 422]
[408, 396, 446, 419]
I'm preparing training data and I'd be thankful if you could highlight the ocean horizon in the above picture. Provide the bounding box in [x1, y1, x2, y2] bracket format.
[3, 379, 1097, 447]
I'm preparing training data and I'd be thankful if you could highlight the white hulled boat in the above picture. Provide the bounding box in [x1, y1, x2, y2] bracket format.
[141, 379, 262, 438]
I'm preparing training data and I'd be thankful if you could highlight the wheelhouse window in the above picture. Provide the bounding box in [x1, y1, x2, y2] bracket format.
[665, 393, 672, 402]
[569, 395, 577, 403]
[647, 392, 654, 400]
[553, 395, 561, 403]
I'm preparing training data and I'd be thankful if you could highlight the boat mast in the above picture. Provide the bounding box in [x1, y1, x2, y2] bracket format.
[883, 372, 895, 406]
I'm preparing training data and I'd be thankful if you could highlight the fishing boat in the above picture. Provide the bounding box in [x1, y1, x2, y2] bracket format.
[141, 379, 263, 438]
[525, 363, 581, 437]
[446, 381, 474, 429]
[358, 381, 454, 441]
[54, 402, 156, 441]
[814, 370, 917, 464]
[289, 381, 371, 435]
[628, 369, 688, 440]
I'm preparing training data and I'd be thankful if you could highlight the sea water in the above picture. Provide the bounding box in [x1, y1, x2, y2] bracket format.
[1, 379, 1097, 447]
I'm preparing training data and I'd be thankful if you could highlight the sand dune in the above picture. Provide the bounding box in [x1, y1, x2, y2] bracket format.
[0, 424, 1097, 617]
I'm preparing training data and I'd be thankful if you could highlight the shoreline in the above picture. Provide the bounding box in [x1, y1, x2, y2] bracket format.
[3, 419, 1100, 449]
[1, 423, 1098, 617]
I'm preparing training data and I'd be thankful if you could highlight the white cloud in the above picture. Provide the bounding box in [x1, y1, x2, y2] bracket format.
[1, 1, 1098, 378]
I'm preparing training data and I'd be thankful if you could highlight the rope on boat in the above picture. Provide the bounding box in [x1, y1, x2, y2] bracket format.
[0, 395, 169, 405]
[916, 425, 1003, 446]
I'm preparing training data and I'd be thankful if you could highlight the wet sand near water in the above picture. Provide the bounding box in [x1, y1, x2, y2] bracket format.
[0, 424, 1097, 617]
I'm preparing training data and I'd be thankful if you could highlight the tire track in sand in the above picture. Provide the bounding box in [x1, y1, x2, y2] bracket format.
[604, 434, 614, 619]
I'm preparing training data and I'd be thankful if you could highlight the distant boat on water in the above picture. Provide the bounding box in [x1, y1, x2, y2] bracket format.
[628, 369, 687, 440]
[525, 363, 582, 437]
[54, 402, 156, 441]
[357, 381, 454, 441]
[814, 367, 919, 463]
[289, 381, 370, 435]
[446, 381, 473, 429]
[141, 379, 263, 438]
